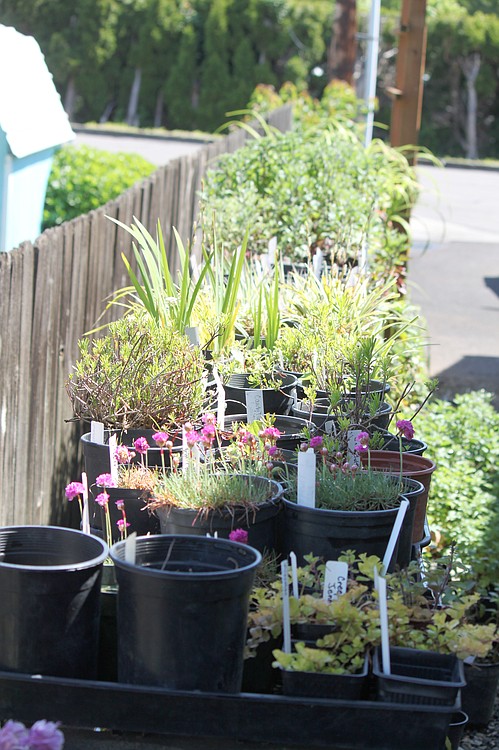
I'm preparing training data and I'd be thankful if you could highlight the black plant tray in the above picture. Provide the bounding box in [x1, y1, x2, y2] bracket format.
[0, 669, 457, 750]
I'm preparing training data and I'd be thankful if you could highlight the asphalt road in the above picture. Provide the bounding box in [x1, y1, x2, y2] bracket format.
[409, 164, 499, 401]
[72, 131, 499, 401]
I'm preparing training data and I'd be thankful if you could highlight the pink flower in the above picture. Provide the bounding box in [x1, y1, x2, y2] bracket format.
[396, 419, 415, 441]
[309, 435, 323, 449]
[184, 429, 200, 447]
[267, 445, 278, 456]
[0, 719, 29, 749]
[202, 412, 217, 425]
[115, 445, 134, 464]
[65, 481, 85, 500]
[152, 431, 169, 447]
[134, 437, 149, 454]
[261, 426, 282, 441]
[201, 424, 216, 443]
[28, 720, 64, 750]
[95, 491, 110, 507]
[229, 528, 249, 544]
[116, 519, 130, 533]
[96, 473, 116, 488]
[354, 431, 370, 453]
[115, 500, 125, 510]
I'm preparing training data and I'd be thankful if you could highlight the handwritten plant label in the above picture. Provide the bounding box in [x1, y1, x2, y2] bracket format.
[297, 448, 316, 508]
[108, 434, 118, 484]
[90, 420, 104, 445]
[281, 560, 291, 654]
[245, 389, 264, 422]
[322, 560, 348, 603]
[347, 429, 362, 465]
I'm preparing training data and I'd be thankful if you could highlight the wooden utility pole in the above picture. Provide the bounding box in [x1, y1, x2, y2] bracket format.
[327, 0, 357, 85]
[390, 0, 428, 165]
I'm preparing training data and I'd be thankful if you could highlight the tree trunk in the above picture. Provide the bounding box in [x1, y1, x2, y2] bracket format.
[126, 67, 142, 127]
[327, 0, 357, 85]
[64, 74, 77, 120]
[461, 52, 481, 160]
[154, 88, 164, 128]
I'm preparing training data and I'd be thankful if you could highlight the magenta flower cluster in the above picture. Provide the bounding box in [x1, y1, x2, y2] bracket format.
[354, 431, 370, 453]
[0, 720, 64, 750]
[229, 528, 249, 544]
[396, 419, 415, 441]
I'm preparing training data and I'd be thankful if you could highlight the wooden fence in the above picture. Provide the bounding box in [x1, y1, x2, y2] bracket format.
[0, 105, 292, 527]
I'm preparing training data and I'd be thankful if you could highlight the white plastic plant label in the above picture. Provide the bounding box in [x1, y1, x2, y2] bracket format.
[297, 448, 316, 508]
[81, 472, 90, 535]
[185, 326, 200, 346]
[382, 498, 409, 573]
[125, 532, 137, 564]
[313, 248, 323, 278]
[268, 236, 278, 266]
[324, 420, 334, 435]
[90, 420, 104, 444]
[289, 552, 299, 598]
[322, 560, 348, 603]
[281, 560, 291, 654]
[108, 434, 118, 483]
[245, 389, 264, 422]
[374, 567, 391, 675]
[212, 367, 226, 425]
[347, 429, 362, 465]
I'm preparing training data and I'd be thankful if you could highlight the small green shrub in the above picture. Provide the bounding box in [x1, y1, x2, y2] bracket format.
[418, 390, 499, 584]
[43, 145, 156, 229]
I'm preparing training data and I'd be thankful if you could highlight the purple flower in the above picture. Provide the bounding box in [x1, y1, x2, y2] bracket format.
[396, 419, 415, 441]
[0, 720, 30, 750]
[309, 435, 323, 449]
[133, 437, 149, 454]
[28, 721, 64, 750]
[229, 528, 249, 544]
[115, 445, 134, 464]
[64, 482, 84, 501]
[152, 431, 169, 447]
[267, 445, 278, 456]
[116, 519, 130, 533]
[202, 412, 217, 425]
[354, 431, 370, 453]
[95, 491, 110, 507]
[95, 473, 116, 488]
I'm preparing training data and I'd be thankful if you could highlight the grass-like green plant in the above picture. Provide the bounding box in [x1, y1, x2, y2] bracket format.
[66, 313, 205, 430]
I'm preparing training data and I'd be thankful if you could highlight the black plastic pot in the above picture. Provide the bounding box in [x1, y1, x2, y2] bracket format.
[396, 477, 425, 568]
[292, 399, 392, 435]
[446, 710, 468, 749]
[223, 373, 298, 417]
[154, 476, 283, 554]
[462, 661, 499, 726]
[0, 525, 108, 679]
[279, 498, 402, 568]
[280, 652, 369, 700]
[379, 432, 428, 456]
[110, 534, 261, 692]
[373, 647, 465, 706]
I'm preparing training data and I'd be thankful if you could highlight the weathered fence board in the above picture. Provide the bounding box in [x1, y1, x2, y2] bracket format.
[0, 105, 292, 526]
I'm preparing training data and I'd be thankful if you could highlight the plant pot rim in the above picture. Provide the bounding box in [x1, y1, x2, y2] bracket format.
[110, 533, 262, 579]
[0, 525, 109, 572]
[283, 497, 401, 518]
[224, 372, 298, 392]
[363, 451, 436, 474]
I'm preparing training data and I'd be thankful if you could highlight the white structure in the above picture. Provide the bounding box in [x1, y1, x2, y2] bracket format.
[0, 25, 74, 251]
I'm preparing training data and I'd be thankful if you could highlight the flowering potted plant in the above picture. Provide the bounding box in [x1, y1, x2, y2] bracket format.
[0, 720, 64, 750]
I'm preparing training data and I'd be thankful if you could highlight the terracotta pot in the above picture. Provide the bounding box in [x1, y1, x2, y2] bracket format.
[361, 451, 437, 543]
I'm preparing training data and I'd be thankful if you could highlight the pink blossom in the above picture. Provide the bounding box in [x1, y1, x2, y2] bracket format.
[65, 481, 85, 500]
[354, 431, 370, 453]
[115, 500, 125, 511]
[115, 445, 134, 464]
[202, 412, 217, 425]
[229, 528, 249, 544]
[95, 491, 110, 507]
[117, 519, 131, 533]
[309, 435, 323, 449]
[0, 719, 29, 749]
[184, 429, 200, 447]
[396, 419, 415, 441]
[267, 445, 278, 456]
[96, 473, 116, 488]
[28, 720, 65, 750]
[152, 431, 169, 447]
[201, 424, 216, 443]
[261, 426, 282, 441]
[134, 437, 149, 454]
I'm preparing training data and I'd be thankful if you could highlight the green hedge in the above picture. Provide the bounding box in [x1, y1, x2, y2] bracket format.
[43, 145, 156, 230]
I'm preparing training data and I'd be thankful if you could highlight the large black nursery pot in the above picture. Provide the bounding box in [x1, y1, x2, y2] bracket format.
[395, 477, 425, 567]
[154, 476, 283, 554]
[462, 660, 499, 726]
[279, 497, 406, 568]
[223, 373, 297, 417]
[111, 534, 261, 692]
[0, 525, 108, 679]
